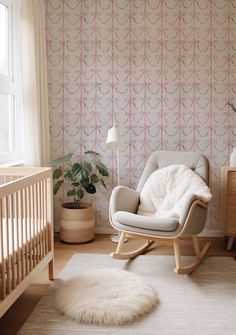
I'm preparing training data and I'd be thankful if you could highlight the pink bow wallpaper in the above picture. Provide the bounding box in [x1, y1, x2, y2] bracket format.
[46, 0, 236, 233]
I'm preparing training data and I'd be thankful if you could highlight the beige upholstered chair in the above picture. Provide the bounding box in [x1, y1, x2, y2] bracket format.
[109, 151, 212, 274]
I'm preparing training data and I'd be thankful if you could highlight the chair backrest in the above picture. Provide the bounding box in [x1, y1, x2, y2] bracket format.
[137, 151, 209, 192]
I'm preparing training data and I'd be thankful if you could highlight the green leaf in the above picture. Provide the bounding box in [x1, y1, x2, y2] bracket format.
[85, 150, 100, 156]
[50, 153, 73, 165]
[67, 189, 75, 197]
[79, 162, 92, 181]
[53, 180, 64, 195]
[72, 163, 82, 176]
[81, 177, 89, 188]
[96, 161, 109, 176]
[82, 161, 92, 174]
[64, 170, 74, 181]
[100, 178, 107, 189]
[53, 167, 62, 179]
[77, 189, 84, 199]
[91, 174, 99, 183]
[85, 183, 96, 194]
[72, 182, 80, 187]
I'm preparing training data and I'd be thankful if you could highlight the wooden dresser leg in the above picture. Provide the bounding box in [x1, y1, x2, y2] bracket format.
[227, 237, 234, 251]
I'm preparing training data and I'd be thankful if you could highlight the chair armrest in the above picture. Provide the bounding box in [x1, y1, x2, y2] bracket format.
[179, 194, 208, 224]
[179, 194, 199, 224]
[179, 195, 210, 236]
[109, 186, 140, 217]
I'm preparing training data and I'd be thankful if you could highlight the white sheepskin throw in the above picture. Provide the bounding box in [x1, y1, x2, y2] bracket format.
[55, 268, 158, 326]
[137, 164, 212, 218]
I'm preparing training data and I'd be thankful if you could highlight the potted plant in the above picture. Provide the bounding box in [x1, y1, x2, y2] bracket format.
[52, 150, 109, 243]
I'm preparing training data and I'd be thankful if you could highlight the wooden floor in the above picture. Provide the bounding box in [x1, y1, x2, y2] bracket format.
[0, 234, 235, 335]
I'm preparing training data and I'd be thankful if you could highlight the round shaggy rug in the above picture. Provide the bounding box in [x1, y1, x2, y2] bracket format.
[55, 268, 158, 326]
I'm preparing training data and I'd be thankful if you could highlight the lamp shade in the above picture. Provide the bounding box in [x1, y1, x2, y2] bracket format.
[106, 125, 120, 150]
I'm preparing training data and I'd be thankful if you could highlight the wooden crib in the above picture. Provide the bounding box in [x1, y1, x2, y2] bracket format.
[0, 167, 54, 317]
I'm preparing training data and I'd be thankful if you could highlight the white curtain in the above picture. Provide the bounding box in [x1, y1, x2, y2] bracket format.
[21, 0, 50, 166]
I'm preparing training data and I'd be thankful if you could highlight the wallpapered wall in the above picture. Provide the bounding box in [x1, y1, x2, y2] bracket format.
[46, 0, 236, 233]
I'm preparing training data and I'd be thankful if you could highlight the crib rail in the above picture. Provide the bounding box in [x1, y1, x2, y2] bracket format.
[0, 167, 53, 311]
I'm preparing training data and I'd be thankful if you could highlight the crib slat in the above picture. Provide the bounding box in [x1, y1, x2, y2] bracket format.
[37, 182, 41, 262]
[38, 182, 42, 259]
[23, 187, 29, 276]
[41, 180, 45, 258]
[42, 180, 46, 257]
[10, 194, 16, 289]
[27, 187, 33, 272]
[35, 183, 39, 264]
[40, 181, 44, 259]
[15, 192, 20, 284]
[44, 180, 48, 255]
[32, 184, 36, 267]
[19, 189, 25, 280]
[4, 196, 11, 294]
[38, 182, 43, 260]
[31, 185, 34, 267]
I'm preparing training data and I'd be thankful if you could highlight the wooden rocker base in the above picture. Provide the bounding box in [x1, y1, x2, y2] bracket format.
[110, 232, 211, 275]
[174, 241, 211, 274]
[111, 240, 155, 260]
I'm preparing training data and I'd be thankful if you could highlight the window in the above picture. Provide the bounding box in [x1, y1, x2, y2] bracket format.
[0, 2, 9, 76]
[0, 0, 23, 165]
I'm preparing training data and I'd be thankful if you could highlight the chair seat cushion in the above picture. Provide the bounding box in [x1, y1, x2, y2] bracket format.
[137, 164, 212, 222]
[113, 211, 179, 232]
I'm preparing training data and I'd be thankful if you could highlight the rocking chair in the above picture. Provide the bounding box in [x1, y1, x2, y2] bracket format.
[109, 151, 212, 274]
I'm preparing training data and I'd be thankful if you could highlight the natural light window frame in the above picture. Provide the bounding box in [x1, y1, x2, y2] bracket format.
[0, 0, 23, 165]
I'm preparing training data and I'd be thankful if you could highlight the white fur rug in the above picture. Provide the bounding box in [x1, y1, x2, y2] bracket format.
[55, 268, 158, 325]
[18, 254, 236, 335]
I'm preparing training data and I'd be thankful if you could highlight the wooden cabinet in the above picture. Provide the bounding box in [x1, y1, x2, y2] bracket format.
[221, 166, 236, 250]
